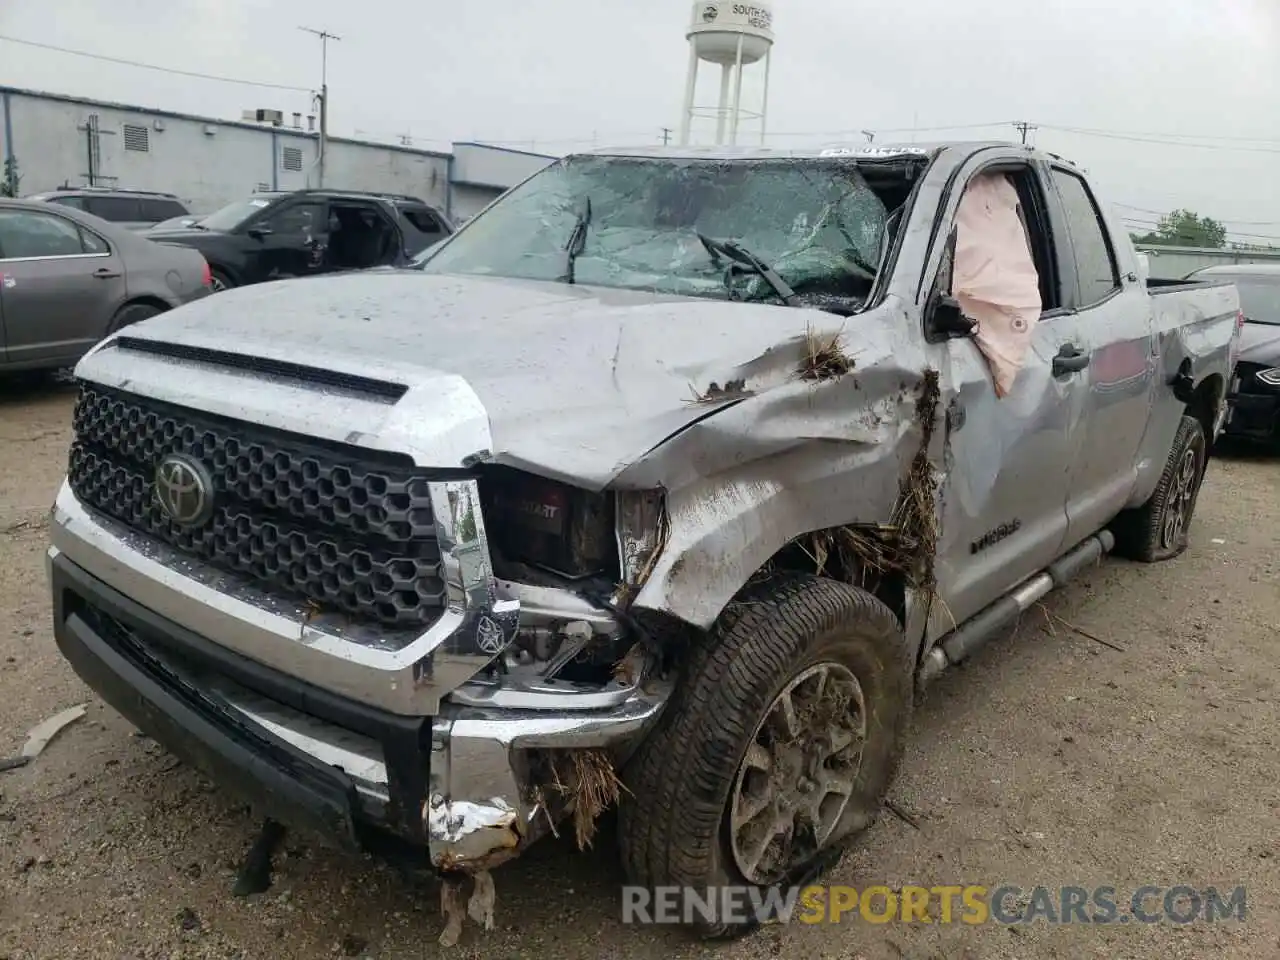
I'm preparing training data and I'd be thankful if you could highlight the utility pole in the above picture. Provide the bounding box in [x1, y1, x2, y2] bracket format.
[1013, 120, 1037, 145]
[661, 127, 673, 145]
[300, 25, 341, 187]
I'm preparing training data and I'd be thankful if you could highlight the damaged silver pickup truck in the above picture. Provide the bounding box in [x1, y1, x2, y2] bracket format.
[48, 141, 1241, 938]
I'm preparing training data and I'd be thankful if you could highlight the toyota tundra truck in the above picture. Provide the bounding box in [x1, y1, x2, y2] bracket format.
[48, 141, 1240, 937]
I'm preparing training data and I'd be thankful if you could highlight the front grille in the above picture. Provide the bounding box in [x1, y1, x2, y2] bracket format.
[68, 384, 448, 630]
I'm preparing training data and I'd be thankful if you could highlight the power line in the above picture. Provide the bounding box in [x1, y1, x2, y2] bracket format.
[1114, 202, 1280, 227]
[1057, 124, 1280, 145]
[1120, 216, 1280, 244]
[1039, 123, 1280, 155]
[0, 33, 310, 92]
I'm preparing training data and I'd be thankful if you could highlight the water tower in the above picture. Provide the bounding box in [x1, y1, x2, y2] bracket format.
[679, 2, 775, 146]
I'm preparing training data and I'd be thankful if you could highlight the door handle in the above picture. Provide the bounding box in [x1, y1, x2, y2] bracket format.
[1052, 344, 1091, 378]
[92, 267, 122, 279]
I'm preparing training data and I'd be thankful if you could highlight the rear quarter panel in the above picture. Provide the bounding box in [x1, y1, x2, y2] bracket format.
[1130, 280, 1238, 504]
[118, 238, 210, 308]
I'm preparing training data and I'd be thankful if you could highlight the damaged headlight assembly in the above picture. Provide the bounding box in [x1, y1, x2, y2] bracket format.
[467, 468, 668, 693]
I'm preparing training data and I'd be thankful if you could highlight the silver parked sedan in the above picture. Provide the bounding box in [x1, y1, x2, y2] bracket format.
[0, 198, 212, 374]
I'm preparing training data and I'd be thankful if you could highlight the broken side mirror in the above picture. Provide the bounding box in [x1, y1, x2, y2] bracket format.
[924, 225, 978, 344]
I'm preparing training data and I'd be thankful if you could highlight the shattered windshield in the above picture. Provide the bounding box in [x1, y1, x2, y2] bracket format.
[197, 197, 277, 232]
[417, 155, 889, 309]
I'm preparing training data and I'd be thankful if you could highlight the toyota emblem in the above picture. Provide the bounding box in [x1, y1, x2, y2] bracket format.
[154, 454, 215, 526]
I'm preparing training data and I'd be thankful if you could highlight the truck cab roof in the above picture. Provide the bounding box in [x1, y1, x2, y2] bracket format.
[574, 140, 1075, 167]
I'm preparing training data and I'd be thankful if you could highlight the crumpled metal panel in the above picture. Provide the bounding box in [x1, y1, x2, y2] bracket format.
[424, 795, 521, 871]
[79, 272, 921, 492]
[622, 301, 927, 627]
[74, 268, 935, 631]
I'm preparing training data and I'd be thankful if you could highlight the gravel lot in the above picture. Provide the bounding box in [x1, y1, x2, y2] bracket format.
[1, 376, 1277, 960]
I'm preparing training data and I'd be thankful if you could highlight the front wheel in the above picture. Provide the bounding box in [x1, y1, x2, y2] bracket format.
[617, 573, 913, 938]
[1111, 414, 1208, 562]
[209, 268, 233, 293]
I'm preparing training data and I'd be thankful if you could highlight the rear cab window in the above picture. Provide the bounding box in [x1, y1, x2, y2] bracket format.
[1049, 168, 1121, 309]
[46, 195, 89, 211]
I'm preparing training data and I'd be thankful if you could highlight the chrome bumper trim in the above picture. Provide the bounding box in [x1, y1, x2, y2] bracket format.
[426, 686, 671, 870]
[49, 478, 519, 715]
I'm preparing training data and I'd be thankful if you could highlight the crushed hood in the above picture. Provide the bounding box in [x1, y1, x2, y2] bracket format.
[100, 270, 901, 489]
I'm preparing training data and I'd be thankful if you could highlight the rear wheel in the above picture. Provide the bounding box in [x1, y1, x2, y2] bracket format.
[1111, 414, 1208, 562]
[618, 573, 913, 937]
[107, 302, 163, 334]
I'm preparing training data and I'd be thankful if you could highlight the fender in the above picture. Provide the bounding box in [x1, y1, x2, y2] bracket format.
[1170, 364, 1196, 405]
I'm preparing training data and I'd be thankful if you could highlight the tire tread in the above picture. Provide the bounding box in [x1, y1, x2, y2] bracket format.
[617, 573, 912, 927]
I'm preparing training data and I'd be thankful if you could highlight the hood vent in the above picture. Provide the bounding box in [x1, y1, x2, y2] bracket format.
[110, 337, 408, 403]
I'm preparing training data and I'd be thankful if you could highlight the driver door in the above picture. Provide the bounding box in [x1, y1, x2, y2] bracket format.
[246, 199, 328, 282]
[930, 157, 1089, 629]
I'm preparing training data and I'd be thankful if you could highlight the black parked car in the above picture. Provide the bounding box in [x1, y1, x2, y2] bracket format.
[1188, 263, 1280, 447]
[148, 189, 453, 291]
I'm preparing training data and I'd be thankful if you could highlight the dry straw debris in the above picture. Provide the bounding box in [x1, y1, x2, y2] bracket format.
[546, 749, 631, 850]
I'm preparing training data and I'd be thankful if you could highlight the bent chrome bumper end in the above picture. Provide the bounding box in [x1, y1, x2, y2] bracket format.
[425, 690, 669, 871]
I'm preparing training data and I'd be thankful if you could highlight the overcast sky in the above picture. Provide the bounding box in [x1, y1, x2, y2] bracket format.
[2, 0, 1278, 239]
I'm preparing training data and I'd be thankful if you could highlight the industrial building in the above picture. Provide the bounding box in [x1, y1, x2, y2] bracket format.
[0, 85, 554, 221]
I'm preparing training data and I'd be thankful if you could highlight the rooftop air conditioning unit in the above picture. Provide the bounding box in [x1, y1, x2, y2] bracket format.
[242, 109, 285, 126]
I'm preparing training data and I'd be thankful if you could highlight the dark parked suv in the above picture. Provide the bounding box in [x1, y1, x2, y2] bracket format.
[1188, 264, 1280, 446]
[147, 188, 453, 291]
[25, 187, 192, 232]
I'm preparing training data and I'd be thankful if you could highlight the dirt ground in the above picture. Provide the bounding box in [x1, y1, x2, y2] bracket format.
[1, 376, 1277, 960]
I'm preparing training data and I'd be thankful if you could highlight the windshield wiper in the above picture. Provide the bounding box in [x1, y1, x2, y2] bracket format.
[561, 197, 592, 284]
[697, 234, 800, 306]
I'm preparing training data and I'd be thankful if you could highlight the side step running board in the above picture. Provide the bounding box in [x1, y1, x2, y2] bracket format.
[916, 530, 1116, 689]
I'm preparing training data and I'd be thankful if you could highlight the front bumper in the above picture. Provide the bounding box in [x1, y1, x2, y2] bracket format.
[49, 539, 668, 871]
[49, 478, 516, 716]
[1224, 390, 1280, 444]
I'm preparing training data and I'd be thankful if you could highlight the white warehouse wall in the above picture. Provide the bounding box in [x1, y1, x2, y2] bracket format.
[450, 184, 507, 221]
[0, 87, 542, 219]
[450, 142, 553, 192]
[3, 89, 283, 211]
[324, 139, 449, 209]
[448, 142, 553, 220]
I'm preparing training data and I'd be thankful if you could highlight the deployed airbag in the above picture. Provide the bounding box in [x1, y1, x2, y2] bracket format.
[953, 173, 1042, 397]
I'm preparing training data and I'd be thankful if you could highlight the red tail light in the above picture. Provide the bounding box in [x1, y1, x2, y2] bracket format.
[1229, 309, 1245, 368]
[200, 258, 213, 287]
